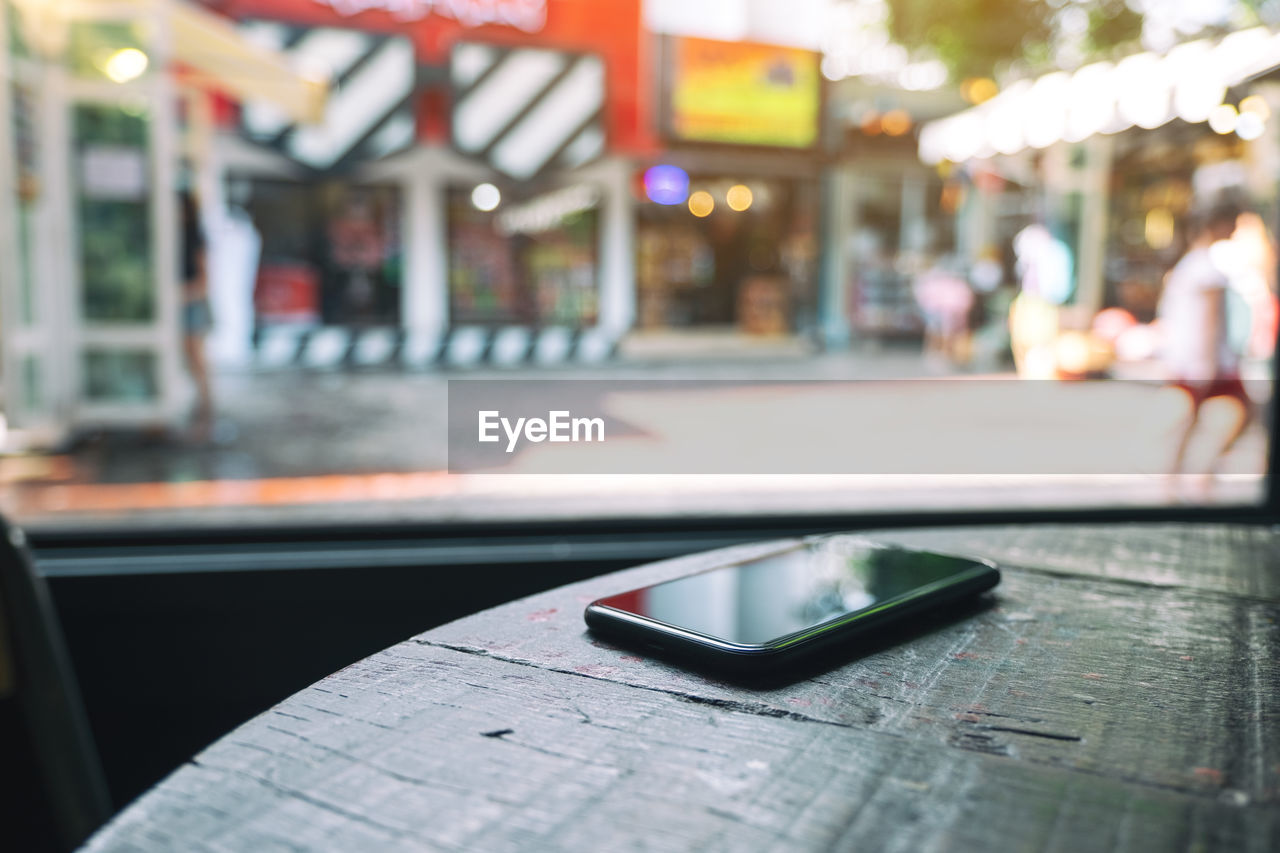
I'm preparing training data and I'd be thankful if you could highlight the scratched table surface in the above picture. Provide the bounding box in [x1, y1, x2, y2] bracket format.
[83, 524, 1280, 852]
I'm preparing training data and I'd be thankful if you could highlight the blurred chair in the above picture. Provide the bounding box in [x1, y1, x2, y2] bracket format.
[0, 517, 112, 851]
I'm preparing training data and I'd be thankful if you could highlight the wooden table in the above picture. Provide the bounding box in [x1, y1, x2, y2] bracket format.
[83, 525, 1280, 851]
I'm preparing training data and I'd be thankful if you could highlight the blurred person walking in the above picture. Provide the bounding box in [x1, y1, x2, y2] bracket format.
[913, 256, 974, 367]
[1009, 223, 1073, 378]
[1214, 210, 1278, 362]
[180, 190, 214, 440]
[1158, 199, 1251, 498]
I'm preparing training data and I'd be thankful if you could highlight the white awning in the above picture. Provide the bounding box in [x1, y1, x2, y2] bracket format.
[170, 0, 327, 125]
[9, 0, 327, 124]
[919, 27, 1280, 165]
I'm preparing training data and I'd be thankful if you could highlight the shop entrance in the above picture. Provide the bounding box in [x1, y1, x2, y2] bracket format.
[636, 176, 817, 336]
[844, 167, 955, 338]
[244, 179, 403, 330]
[446, 182, 602, 329]
[69, 94, 180, 416]
[1, 10, 186, 434]
[1, 0, 324, 440]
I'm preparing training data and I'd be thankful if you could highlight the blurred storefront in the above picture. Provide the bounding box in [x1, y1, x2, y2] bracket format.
[918, 28, 1280, 376]
[636, 171, 819, 337]
[215, 9, 827, 364]
[817, 77, 967, 349]
[250, 179, 403, 328]
[0, 0, 324, 441]
[447, 182, 600, 328]
[2, 0, 840, 450]
[203, 0, 648, 368]
[2, 0, 841, 449]
[630, 36, 823, 347]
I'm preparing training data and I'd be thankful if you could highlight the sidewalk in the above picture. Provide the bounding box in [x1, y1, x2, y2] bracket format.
[1, 348, 1267, 528]
[27, 346, 964, 484]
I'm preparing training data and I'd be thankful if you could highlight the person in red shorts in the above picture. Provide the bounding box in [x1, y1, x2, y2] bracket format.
[1157, 199, 1252, 497]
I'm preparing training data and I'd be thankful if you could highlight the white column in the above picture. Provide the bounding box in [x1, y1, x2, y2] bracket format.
[204, 156, 260, 371]
[899, 173, 927, 254]
[38, 63, 76, 426]
[1074, 134, 1113, 317]
[403, 150, 449, 337]
[207, 132, 295, 368]
[597, 156, 635, 336]
[150, 10, 183, 424]
[366, 147, 493, 341]
[0, 5, 22, 431]
[820, 167, 852, 348]
[959, 173, 996, 266]
[382, 149, 633, 340]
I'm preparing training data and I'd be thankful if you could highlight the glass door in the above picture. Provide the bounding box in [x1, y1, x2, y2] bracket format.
[3, 1, 182, 439]
[62, 9, 180, 426]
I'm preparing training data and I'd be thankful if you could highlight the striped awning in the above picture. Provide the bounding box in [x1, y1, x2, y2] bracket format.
[450, 43, 606, 180]
[238, 21, 417, 171]
[918, 26, 1280, 165]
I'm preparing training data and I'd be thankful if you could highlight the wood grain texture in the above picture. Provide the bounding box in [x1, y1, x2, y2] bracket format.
[82, 526, 1280, 852]
[876, 524, 1280, 600]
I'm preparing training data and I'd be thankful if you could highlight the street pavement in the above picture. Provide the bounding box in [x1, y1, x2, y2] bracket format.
[1, 347, 1268, 528]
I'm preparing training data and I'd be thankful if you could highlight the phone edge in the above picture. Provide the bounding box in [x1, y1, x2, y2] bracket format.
[584, 562, 1000, 673]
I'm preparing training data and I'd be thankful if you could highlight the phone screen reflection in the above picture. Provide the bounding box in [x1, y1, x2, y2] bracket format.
[600, 537, 983, 646]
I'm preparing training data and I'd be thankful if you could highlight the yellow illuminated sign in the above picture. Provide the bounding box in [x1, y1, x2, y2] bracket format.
[670, 36, 820, 149]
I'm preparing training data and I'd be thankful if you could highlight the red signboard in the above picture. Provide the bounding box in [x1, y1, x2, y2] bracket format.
[209, 0, 653, 153]
[255, 262, 321, 323]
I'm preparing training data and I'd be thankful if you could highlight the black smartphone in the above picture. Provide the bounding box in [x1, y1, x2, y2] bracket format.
[584, 536, 1000, 674]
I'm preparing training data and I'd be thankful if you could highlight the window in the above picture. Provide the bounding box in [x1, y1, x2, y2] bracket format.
[2, 0, 1278, 529]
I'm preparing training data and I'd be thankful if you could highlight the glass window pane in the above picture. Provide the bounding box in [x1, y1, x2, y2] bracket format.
[1, 1, 1276, 528]
[17, 195, 35, 325]
[448, 185, 600, 326]
[21, 353, 41, 411]
[82, 349, 157, 402]
[74, 103, 153, 323]
[248, 182, 402, 326]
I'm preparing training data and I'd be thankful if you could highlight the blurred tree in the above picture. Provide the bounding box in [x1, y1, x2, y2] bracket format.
[1085, 0, 1144, 54]
[884, 0, 1142, 80]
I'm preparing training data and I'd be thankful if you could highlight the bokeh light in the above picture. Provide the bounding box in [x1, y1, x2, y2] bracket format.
[688, 190, 714, 218]
[1144, 208, 1175, 249]
[1236, 111, 1266, 141]
[1054, 331, 1094, 376]
[726, 185, 753, 212]
[643, 165, 689, 206]
[961, 77, 998, 104]
[1208, 103, 1238, 134]
[471, 183, 501, 212]
[881, 109, 912, 137]
[103, 48, 149, 84]
[1240, 94, 1271, 119]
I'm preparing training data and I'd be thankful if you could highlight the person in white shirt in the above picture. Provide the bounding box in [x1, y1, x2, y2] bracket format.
[1157, 199, 1250, 495]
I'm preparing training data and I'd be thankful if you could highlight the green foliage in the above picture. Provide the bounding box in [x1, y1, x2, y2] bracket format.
[885, 0, 1051, 79]
[1085, 0, 1143, 54]
[884, 0, 1143, 79]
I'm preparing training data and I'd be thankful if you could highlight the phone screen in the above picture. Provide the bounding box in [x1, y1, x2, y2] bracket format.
[593, 537, 987, 646]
